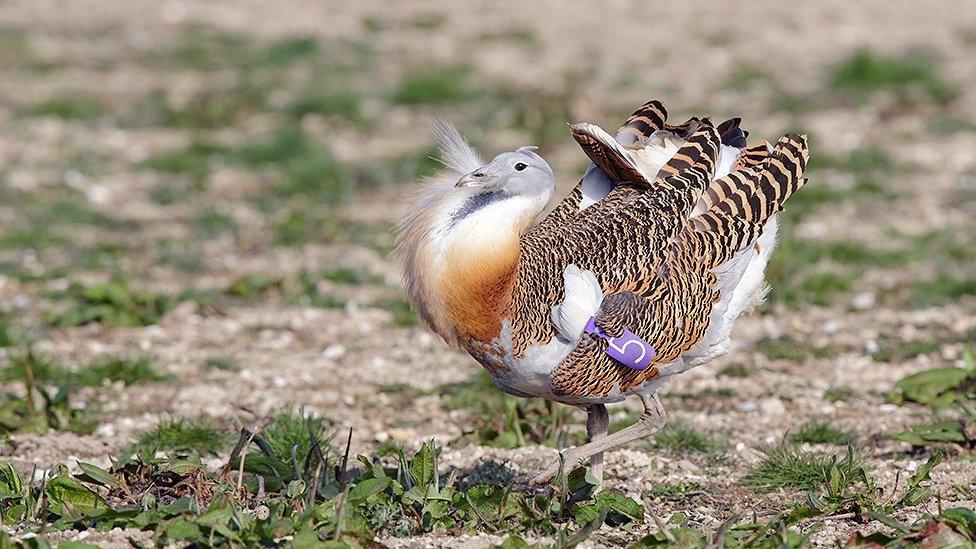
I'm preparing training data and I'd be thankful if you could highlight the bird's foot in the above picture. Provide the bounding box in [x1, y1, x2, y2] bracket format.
[529, 394, 666, 486]
[530, 451, 602, 486]
[530, 463, 561, 486]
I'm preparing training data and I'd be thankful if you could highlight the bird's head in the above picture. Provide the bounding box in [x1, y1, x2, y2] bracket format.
[454, 146, 555, 204]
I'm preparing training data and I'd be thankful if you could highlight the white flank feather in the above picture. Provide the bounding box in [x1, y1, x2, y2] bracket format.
[550, 264, 604, 342]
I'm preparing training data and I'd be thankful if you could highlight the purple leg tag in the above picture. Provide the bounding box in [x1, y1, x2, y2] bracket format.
[583, 317, 655, 371]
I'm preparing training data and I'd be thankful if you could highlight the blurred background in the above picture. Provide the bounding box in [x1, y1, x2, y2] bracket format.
[0, 0, 974, 543]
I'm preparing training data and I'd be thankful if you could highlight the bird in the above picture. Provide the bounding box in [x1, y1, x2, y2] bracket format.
[395, 99, 809, 485]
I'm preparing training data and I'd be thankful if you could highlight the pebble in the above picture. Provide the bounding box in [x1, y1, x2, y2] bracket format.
[852, 292, 876, 310]
[738, 401, 758, 412]
[322, 344, 346, 359]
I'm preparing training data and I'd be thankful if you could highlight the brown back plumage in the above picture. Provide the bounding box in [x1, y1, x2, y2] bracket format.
[504, 100, 810, 401]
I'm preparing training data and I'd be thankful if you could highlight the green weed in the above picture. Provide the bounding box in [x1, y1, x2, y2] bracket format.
[872, 338, 941, 363]
[73, 356, 170, 387]
[320, 267, 382, 286]
[203, 356, 240, 372]
[646, 481, 704, 501]
[0, 350, 95, 435]
[743, 443, 865, 492]
[789, 419, 856, 445]
[717, 363, 752, 378]
[287, 87, 362, 121]
[29, 94, 104, 120]
[44, 281, 176, 328]
[439, 372, 576, 449]
[754, 335, 839, 362]
[392, 66, 473, 104]
[128, 417, 230, 457]
[374, 298, 418, 327]
[651, 421, 724, 455]
[827, 48, 958, 105]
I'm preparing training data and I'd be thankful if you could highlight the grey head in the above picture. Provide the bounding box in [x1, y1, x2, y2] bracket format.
[455, 146, 555, 201]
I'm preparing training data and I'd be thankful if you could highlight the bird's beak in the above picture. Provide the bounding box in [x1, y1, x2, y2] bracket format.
[456, 169, 491, 188]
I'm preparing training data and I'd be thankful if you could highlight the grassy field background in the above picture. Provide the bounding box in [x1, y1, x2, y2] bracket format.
[1, 0, 975, 546]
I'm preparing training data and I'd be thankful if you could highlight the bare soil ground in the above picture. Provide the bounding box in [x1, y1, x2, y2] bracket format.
[0, 0, 975, 546]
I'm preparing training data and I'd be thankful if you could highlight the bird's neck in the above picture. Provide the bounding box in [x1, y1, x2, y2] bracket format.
[437, 196, 548, 344]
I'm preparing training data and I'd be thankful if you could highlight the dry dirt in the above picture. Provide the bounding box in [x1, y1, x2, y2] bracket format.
[1, 0, 975, 546]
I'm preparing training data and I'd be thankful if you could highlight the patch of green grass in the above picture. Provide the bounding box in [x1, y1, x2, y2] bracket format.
[0, 353, 168, 388]
[646, 480, 704, 501]
[44, 280, 176, 328]
[0, 226, 66, 250]
[29, 94, 104, 120]
[871, 338, 941, 363]
[0, 437, 646, 546]
[909, 274, 976, 307]
[141, 140, 227, 181]
[717, 363, 752, 378]
[775, 271, 854, 307]
[291, 270, 347, 308]
[259, 36, 319, 65]
[73, 356, 170, 387]
[476, 28, 539, 47]
[439, 372, 575, 449]
[154, 25, 250, 70]
[135, 85, 265, 129]
[0, 316, 14, 348]
[743, 443, 865, 492]
[374, 298, 418, 327]
[392, 66, 473, 105]
[226, 274, 284, 300]
[789, 419, 856, 445]
[355, 146, 449, 188]
[754, 335, 839, 362]
[234, 124, 350, 201]
[651, 421, 723, 455]
[128, 417, 229, 457]
[193, 207, 238, 239]
[824, 386, 855, 403]
[203, 356, 240, 372]
[261, 408, 333, 465]
[722, 63, 777, 90]
[320, 267, 382, 285]
[0, 351, 70, 384]
[33, 200, 132, 229]
[827, 48, 958, 105]
[0, 350, 95, 435]
[406, 13, 447, 30]
[155, 239, 206, 272]
[287, 87, 361, 121]
[490, 83, 578, 147]
[148, 181, 194, 205]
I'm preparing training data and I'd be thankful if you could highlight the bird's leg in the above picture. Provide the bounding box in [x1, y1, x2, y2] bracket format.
[532, 394, 666, 485]
[585, 403, 609, 484]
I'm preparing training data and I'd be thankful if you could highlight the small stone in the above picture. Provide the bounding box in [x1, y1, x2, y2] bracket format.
[738, 401, 758, 412]
[322, 344, 346, 359]
[852, 292, 876, 310]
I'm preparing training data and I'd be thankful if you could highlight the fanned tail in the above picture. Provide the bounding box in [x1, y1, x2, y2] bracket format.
[691, 134, 809, 267]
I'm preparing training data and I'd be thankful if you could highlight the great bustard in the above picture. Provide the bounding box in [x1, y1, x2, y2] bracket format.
[395, 99, 809, 484]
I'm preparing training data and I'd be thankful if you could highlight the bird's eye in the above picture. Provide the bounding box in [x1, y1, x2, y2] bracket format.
[514, 162, 527, 171]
